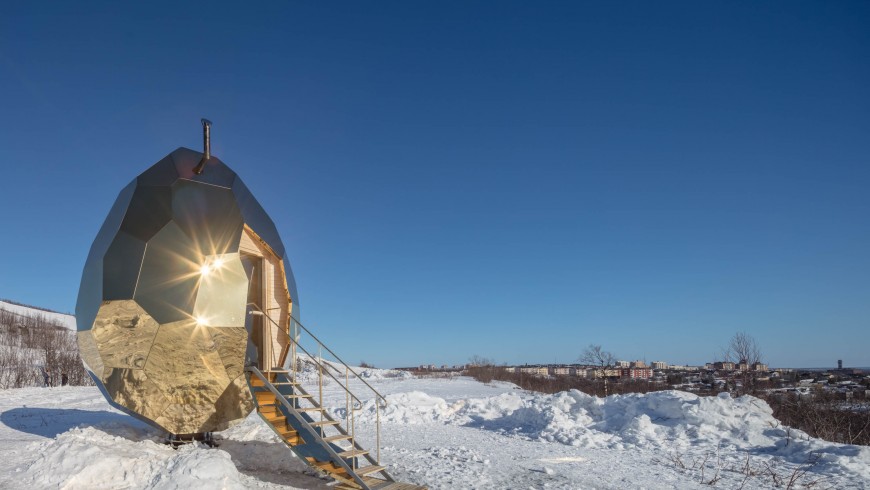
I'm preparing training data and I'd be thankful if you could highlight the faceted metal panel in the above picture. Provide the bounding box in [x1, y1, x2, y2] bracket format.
[120, 186, 173, 242]
[171, 180, 244, 256]
[144, 321, 235, 434]
[282, 252, 300, 321]
[193, 253, 248, 329]
[232, 177, 286, 258]
[91, 300, 159, 369]
[75, 180, 137, 332]
[134, 221, 201, 325]
[137, 154, 179, 187]
[77, 146, 297, 435]
[171, 147, 236, 188]
[209, 327, 248, 380]
[102, 232, 146, 301]
[103, 367, 171, 422]
[77, 330, 104, 375]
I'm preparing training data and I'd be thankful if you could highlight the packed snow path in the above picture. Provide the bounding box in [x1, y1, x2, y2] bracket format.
[0, 373, 867, 489]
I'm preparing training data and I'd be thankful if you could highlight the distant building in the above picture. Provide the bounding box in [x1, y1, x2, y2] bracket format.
[616, 360, 631, 368]
[752, 362, 768, 372]
[518, 365, 548, 376]
[629, 360, 648, 368]
[838, 359, 843, 370]
[619, 367, 653, 379]
[550, 366, 572, 376]
[714, 361, 735, 371]
[586, 368, 620, 378]
[651, 361, 668, 370]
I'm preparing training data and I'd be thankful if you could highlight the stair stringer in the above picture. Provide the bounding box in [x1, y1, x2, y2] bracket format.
[245, 368, 378, 489]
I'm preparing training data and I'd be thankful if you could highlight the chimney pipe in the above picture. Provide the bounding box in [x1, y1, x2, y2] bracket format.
[193, 118, 212, 175]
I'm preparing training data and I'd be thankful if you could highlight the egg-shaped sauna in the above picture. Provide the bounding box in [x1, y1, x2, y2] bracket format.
[76, 121, 298, 436]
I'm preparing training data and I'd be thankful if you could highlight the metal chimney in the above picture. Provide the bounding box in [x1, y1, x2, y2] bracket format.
[193, 118, 212, 175]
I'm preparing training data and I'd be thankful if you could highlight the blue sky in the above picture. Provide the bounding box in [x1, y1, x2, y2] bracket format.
[1, 2, 868, 368]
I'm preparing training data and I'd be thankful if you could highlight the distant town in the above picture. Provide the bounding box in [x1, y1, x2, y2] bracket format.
[401, 359, 869, 399]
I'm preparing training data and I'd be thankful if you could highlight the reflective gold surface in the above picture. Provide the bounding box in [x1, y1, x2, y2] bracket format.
[76, 147, 295, 435]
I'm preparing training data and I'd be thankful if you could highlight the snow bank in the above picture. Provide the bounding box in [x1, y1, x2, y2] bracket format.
[353, 388, 870, 480]
[18, 426, 249, 489]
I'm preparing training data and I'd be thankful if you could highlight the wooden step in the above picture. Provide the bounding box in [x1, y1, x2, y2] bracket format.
[297, 406, 325, 412]
[338, 449, 369, 458]
[263, 415, 288, 426]
[355, 465, 387, 477]
[323, 434, 354, 443]
[309, 419, 341, 427]
[255, 392, 277, 404]
[336, 480, 428, 490]
[310, 459, 350, 477]
[258, 404, 280, 415]
[285, 393, 314, 399]
[276, 425, 297, 437]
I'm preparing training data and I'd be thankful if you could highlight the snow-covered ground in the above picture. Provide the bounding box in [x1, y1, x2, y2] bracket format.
[0, 300, 76, 330]
[1, 370, 868, 489]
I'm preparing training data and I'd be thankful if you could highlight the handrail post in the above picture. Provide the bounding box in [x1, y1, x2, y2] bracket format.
[345, 365, 350, 441]
[318, 344, 324, 422]
[377, 406, 381, 465]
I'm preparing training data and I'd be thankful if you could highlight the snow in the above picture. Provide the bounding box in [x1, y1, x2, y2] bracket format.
[0, 300, 76, 330]
[1, 371, 868, 489]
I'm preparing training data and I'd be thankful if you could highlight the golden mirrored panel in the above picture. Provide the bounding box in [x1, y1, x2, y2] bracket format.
[193, 253, 248, 329]
[76, 330, 104, 376]
[77, 146, 296, 435]
[91, 300, 160, 369]
[102, 367, 171, 422]
[144, 321, 232, 434]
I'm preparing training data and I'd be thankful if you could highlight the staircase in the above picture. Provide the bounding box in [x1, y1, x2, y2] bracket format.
[245, 305, 426, 490]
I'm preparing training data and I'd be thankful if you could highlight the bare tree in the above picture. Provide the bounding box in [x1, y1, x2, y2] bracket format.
[580, 344, 617, 396]
[723, 332, 763, 395]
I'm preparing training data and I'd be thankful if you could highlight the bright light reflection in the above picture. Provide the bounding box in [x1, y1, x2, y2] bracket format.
[200, 257, 226, 277]
[195, 316, 208, 326]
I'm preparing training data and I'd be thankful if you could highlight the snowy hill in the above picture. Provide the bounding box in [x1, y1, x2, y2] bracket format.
[1, 371, 867, 489]
[0, 300, 76, 330]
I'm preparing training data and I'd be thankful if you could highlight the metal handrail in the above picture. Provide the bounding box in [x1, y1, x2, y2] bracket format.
[288, 314, 388, 406]
[246, 303, 388, 408]
[247, 304, 366, 409]
[247, 302, 389, 465]
[247, 366, 375, 490]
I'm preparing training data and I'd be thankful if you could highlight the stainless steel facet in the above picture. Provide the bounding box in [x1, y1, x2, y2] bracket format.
[103, 367, 171, 422]
[91, 300, 160, 369]
[143, 321, 231, 434]
[193, 253, 248, 328]
[77, 330, 104, 375]
[76, 180, 137, 332]
[172, 147, 236, 188]
[171, 180, 244, 256]
[137, 154, 179, 187]
[134, 221, 201, 325]
[102, 232, 146, 301]
[232, 177, 286, 258]
[77, 146, 297, 435]
[120, 186, 173, 242]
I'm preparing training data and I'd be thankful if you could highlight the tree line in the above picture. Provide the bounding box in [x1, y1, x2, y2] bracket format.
[0, 309, 92, 388]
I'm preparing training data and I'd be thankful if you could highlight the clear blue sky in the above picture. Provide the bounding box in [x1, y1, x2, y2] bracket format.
[1, 2, 868, 369]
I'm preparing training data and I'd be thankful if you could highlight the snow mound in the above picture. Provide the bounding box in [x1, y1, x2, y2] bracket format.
[351, 388, 870, 479]
[18, 426, 249, 489]
[357, 367, 413, 380]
